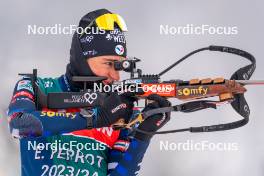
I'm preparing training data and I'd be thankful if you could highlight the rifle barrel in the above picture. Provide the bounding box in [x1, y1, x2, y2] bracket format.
[236, 80, 264, 85]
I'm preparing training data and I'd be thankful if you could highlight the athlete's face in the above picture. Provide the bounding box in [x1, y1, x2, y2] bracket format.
[87, 55, 125, 85]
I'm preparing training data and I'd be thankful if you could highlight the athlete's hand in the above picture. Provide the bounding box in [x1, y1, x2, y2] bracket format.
[88, 92, 137, 128]
[134, 94, 171, 141]
[9, 113, 43, 138]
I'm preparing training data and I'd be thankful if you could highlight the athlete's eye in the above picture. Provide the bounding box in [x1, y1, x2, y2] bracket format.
[105, 62, 113, 67]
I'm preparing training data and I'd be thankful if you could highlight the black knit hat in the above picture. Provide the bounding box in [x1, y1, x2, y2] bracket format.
[65, 9, 127, 90]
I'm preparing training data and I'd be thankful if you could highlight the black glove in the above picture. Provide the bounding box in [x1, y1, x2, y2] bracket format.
[85, 92, 137, 128]
[9, 113, 43, 138]
[134, 94, 171, 141]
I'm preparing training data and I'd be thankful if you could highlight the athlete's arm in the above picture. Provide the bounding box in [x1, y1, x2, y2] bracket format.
[7, 77, 137, 138]
[7, 78, 89, 138]
[107, 129, 150, 176]
[108, 94, 171, 176]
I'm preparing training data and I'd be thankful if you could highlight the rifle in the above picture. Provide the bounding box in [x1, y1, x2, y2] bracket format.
[19, 45, 264, 134]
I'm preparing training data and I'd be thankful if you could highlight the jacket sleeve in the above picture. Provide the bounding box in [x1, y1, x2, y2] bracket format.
[7, 77, 89, 138]
[107, 130, 150, 176]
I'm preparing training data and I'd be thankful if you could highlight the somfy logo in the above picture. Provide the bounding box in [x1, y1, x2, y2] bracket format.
[177, 86, 208, 96]
[84, 92, 98, 104]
